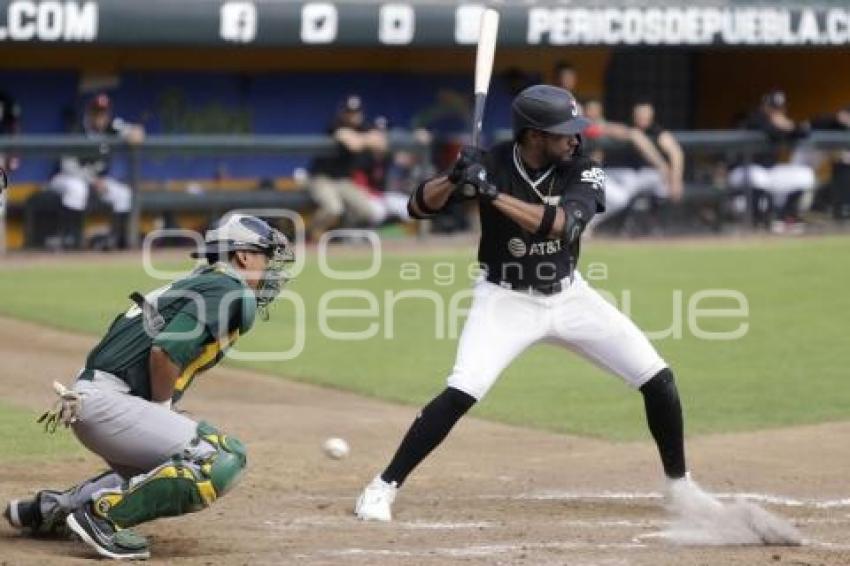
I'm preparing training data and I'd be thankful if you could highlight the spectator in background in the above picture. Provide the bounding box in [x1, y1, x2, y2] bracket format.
[582, 98, 673, 230]
[0, 92, 20, 220]
[797, 104, 850, 219]
[810, 104, 850, 131]
[792, 103, 850, 170]
[728, 90, 815, 234]
[600, 100, 684, 233]
[307, 95, 387, 240]
[351, 116, 427, 225]
[632, 100, 684, 201]
[48, 93, 145, 249]
[0, 91, 21, 178]
[553, 61, 578, 93]
[552, 61, 583, 114]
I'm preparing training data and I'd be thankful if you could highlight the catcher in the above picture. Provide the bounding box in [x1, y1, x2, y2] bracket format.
[4, 214, 293, 560]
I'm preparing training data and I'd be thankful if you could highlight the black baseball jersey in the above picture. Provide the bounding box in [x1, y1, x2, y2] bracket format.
[475, 141, 605, 288]
[76, 118, 124, 176]
[59, 117, 127, 178]
[309, 125, 367, 179]
[606, 123, 667, 169]
[740, 109, 808, 168]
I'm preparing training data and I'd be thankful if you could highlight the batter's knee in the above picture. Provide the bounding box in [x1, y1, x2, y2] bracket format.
[446, 373, 488, 402]
[639, 367, 679, 399]
[418, 387, 477, 425]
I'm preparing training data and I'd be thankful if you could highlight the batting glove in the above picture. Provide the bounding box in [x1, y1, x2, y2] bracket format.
[458, 163, 499, 202]
[448, 145, 486, 184]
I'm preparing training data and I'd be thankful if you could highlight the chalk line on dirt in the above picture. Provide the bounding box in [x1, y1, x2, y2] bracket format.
[275, 491, 850, 510]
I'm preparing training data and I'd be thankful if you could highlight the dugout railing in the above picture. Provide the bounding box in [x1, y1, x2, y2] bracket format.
[1, 130, 849, 251]
[0, 132, 433, 252]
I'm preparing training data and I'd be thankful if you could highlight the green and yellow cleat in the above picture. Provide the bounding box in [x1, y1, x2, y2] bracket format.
[66, 502, 150, 560]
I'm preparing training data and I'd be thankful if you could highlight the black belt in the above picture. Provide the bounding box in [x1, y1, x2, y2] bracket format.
[77, 368, 95, 381]
[487, 275, 567, 296]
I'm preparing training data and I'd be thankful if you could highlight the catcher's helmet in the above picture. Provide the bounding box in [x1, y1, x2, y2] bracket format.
[192, 214, 295, 318]
[193, 214, 290, 257]
[512, 85, 589, 138]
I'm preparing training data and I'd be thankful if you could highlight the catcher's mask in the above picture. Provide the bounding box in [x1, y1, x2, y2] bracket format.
[192, 214, 295, 320]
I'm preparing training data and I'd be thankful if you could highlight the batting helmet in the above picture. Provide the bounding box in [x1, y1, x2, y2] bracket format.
[512, 85, 589, 138]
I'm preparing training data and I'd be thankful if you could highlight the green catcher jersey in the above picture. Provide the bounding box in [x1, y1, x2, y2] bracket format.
[84, 263, 257, 402]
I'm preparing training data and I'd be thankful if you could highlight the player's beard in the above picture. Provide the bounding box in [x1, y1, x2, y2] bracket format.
[544, 144, 574, 166]
[543, 134, 579, 166]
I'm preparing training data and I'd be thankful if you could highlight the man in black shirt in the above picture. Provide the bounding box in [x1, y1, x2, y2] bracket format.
[0, 92, 20, 219]
[728, 90, 815, 233]
[604, 100, 684, 214]
[307, 95, 388, 240]
[48, 93, 145, 249]
[0, 91, 21, 180]
[354, 85, 707, 524]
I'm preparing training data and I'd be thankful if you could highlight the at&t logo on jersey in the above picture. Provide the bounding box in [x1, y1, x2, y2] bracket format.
[580, 167, 605, 191]
[507, 238, 562, 257]
[507, 237, 527, 258]
[530, 239, 562, 256]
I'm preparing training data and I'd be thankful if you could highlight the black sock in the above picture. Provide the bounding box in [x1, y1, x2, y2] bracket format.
[640, 368, 687, 479]
[381, 387, 477, 487]
[781, 191, 804, 221]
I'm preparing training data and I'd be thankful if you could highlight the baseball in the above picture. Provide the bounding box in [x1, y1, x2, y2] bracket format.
[322, 437, 350, 460]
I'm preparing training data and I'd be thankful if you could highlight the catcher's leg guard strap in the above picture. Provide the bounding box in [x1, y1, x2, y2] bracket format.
[381, 387, 476, 487]
[37, 471, 123, 532]
[640, 368, 686, 479]
[93, 422, 247, 528]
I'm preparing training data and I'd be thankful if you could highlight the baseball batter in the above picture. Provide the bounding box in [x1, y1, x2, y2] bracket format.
[4, 214, 293, 560]
[355, 85, 710, 521]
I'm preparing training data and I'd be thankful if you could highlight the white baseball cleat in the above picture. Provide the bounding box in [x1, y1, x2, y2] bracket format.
[355, 475, 398, 522]
[665, 472, 723, 516]
[662, 472, 802, 546]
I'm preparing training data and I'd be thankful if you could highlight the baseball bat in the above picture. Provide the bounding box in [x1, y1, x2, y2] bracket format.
[459, 8, 499, 198]
[471, 8, 500, 149]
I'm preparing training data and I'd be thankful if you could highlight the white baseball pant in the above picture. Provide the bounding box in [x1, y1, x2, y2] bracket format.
[728, 163, 815, 207]
[49, 174, 132, 213]
[447, 273, 667, 400]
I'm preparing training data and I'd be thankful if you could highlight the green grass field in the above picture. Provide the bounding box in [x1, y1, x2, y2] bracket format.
[1, 235, 848, 442]
[0, 401, 81, 458]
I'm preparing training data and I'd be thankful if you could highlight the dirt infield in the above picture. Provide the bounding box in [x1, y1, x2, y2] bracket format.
[1, 317, 848, 565]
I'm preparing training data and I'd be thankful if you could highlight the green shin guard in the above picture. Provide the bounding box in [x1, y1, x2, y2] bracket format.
[93, 422, 247, 528]
[195, 421, 247, 496]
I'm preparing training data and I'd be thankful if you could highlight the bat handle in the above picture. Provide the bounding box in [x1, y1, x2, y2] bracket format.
[471, 92, 487, 150]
